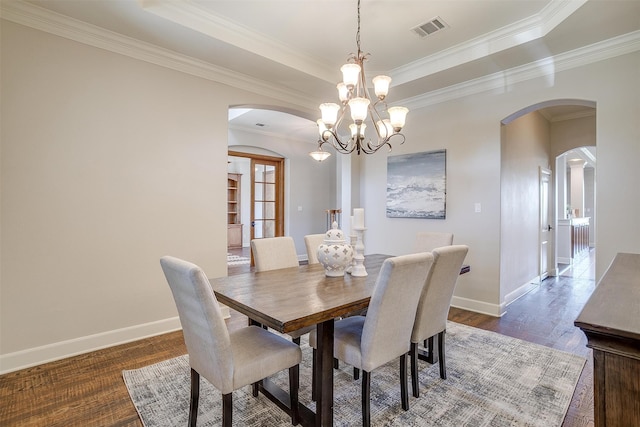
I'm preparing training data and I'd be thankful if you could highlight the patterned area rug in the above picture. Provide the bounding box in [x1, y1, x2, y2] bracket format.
[227, 253, 250, 266]
[123, 322, 585, 426]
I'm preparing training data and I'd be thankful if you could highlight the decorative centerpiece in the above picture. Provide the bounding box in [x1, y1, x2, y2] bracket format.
[317, 221, 354, 277]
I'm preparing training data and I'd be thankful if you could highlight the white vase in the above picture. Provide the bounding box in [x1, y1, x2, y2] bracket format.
[317, 221, 354, 277]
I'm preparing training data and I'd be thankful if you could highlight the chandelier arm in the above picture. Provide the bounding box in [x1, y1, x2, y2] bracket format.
[368, 100, 388, 146]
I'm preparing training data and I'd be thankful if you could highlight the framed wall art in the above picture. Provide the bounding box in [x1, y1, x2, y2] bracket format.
[386, 149, 446, 219]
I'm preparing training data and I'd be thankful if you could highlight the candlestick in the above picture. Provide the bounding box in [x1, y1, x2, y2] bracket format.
[351, 227, 367, 277]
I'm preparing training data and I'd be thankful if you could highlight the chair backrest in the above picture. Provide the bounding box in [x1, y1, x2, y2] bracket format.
[360, 252, 435, 372]
[414, 231, 454, 253]
[411, 245, 469, 343]
[251, 236, 299, 272]
[304, 234, 325, 265]
[160, 256, 234, 392]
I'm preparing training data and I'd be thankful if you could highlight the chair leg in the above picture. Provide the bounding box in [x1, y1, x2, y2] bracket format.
[311, 348, 317, 402]
[222, 393, 233, 427]
[400, 353, 409, 411]
[252, 380, 260, 397]
[354, 367, 360, 380]
[334, 358, 339, 370]
[362, 371, 371, 427]
[438, 331, 447, 379]
[410, 342, 419, 398]
[189, 369, 200, 427]
[289, 365, 300, 426]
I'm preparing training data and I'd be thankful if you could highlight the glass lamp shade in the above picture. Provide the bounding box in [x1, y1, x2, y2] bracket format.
[348, 97, 370, 122]
[349, 122, 366, 139]
[388, 106, 409, 129]
[376, 119, 394, 139]
[337, 83, 349, 102]
[372, 75, 391, 99]
[317, 119, 330, 140]
[319, 103, 340, 127]
[340, 63, 361, 87]
[309, 150, 332, 162]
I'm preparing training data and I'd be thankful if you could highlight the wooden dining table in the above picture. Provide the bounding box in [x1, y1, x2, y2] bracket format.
[210, 254, 389, 427]
[210, 254, 470, 426]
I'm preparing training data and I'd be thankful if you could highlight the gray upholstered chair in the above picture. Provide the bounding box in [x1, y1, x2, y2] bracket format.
[251, 236, 300, 272]
[160, 256, 302, 427]
[304, 233, 325, 265]
[309, 252, 435, 427]
[413, 231, 454, 253]
[250, 237, 313, 345]
[410, 245, 469, 398]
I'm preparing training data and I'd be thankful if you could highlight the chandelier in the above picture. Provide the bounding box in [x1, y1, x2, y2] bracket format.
[309, 0, 409, 162]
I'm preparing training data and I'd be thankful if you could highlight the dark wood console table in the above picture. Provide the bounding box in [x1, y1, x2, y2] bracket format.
[574, 253, 640, 426]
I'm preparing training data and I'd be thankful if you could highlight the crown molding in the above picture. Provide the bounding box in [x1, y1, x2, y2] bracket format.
[401, 30, 640, 111]
[0, 0, 318, 112]
[388, 0, 587, 86]
[3, 1, 638, 114]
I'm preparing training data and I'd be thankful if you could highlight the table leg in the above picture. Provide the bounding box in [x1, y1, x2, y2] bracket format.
[417, 335, 439, 364]
[316, 319, 334, 427]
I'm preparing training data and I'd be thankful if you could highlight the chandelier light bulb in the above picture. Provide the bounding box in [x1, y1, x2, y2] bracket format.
[376, 119, 394, 139]
[388, 106, 409, 130]
[341, 63, 361, 88]
[348, 97, 370, 123]
[337, 83, 349, 103]
[349, 122, 367, 140]
[372, 75, 391, 99]
[319, 103, 340, 127]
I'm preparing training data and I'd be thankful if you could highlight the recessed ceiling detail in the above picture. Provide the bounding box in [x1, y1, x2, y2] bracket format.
[411, 17, 449, 38]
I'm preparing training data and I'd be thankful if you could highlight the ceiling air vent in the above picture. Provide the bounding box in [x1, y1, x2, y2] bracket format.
[411, 16, 449, 38]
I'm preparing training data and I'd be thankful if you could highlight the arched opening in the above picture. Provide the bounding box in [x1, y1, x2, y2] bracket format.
[226, 105, 337, 259]
[500, 99, 596, 305]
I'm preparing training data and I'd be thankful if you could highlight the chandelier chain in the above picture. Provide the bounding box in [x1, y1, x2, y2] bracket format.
[356, 0, 361, 54]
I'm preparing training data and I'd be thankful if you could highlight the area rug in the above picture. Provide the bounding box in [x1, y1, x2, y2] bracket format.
[123, 322, 585, 426]
[227, 253, 250, 266]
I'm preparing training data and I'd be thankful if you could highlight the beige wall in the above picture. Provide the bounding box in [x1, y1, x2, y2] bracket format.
[550, 115, 596, 159]
[500, 111, 551, 301]
[2, 19, 639, 371]
[0, 21, 305, 371]
[362, 52, 640, 316]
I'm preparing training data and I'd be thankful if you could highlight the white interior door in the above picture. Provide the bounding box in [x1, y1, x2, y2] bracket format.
[539, 167, 552, 281]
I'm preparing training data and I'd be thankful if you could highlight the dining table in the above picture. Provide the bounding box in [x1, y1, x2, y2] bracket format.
[210, 253, 469, 427]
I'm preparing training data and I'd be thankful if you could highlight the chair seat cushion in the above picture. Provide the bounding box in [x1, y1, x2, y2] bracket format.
[230, 326, 302, 391]
[309, 316, 366, 369]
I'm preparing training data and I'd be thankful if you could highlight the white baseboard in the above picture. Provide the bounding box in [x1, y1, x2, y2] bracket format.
[0, 316, 182, 375]
[504, 278, 539, 306]
[451, 277, 539, 318]
[451, 296, 504, 317]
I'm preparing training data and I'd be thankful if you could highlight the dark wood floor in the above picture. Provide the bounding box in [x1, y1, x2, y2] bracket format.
[1, 249, 596, 426]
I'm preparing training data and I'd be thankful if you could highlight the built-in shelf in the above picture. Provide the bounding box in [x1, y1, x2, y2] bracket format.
[227, 173, 242, 249]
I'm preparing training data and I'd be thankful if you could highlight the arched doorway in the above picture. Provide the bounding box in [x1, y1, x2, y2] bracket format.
[500, 99, 596, 302]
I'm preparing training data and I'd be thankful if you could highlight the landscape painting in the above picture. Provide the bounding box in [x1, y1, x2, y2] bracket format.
[386, 149, 446, 219]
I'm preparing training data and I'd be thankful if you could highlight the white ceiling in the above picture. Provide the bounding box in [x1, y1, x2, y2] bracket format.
[6, 0, 638, 145]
